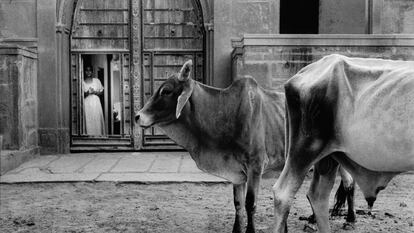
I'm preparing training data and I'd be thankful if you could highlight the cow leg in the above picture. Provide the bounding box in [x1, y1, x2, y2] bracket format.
[233, 183, 246, 233]
[306, 156, 338, 233]
[331, 167, 356, 222]
[272, 160, 310, 233]
[345, 182, 355, 223]
[245, 168, 262, 233]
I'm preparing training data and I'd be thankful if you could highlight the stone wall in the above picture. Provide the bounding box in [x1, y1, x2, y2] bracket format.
[319, 0, 366, 33]
[214, 0, 280, 88]
[0, 44, 38, 151]
[232, 34, 414, 91]
[0, 0, 38, 49]
[381, 0, 414, 33]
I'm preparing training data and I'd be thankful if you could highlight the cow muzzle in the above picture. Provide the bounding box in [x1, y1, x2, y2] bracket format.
[135, 111, 153, 128]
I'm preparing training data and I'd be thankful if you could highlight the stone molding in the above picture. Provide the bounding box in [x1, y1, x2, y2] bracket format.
[56, 24, 71, 34]
[204, 23, 214, 31]
[0, 39, 38, 50]
[232, 34, 414, 48]
[38, 128, 70, 154]
[0, 44, 38, 58]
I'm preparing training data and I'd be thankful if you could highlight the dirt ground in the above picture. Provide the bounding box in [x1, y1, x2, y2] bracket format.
[1, 174, 413, 233]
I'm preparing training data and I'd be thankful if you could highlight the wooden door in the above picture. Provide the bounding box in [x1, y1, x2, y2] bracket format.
[141, 0, 205, 148]
[70, 0, 133, 150]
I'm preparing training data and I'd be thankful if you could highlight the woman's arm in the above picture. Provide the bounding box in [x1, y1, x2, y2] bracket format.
[95, 78, 104, 96]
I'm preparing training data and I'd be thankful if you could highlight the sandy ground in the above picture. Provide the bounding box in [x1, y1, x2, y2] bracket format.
[1, 174, 413, 233]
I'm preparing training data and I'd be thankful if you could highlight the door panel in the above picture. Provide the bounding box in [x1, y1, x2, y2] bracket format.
[142, 0, 203, 51]
[141, 52, 204, 147]
[141, 0, 205, 148]
[71, 54, 81, 135]
[70, 0, 133, 150]
[122, 54, 131, 136]
[71, 0, 130, 51]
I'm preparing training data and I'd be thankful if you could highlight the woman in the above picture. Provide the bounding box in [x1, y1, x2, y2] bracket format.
[83, 66, 105, 135]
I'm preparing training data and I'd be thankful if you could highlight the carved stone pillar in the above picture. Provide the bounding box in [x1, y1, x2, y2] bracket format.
[54, 23, 71, 153]
[131, 0, 143, 149]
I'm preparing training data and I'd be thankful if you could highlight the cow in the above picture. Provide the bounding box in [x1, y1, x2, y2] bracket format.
[135, 60, 355, 233]
[272, 54, 414, 233]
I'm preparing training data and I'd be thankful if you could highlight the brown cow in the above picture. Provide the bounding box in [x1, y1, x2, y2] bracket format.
[135, 60, 355, 233]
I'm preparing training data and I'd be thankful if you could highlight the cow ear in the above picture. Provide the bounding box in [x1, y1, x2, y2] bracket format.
[178, 60, 193, 81]
[176, 82, 194, 119]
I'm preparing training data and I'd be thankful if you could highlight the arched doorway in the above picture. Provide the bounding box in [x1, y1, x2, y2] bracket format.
[68, 0, 206, 151]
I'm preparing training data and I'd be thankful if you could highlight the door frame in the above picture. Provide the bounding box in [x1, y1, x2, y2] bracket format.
[57, 0, 214, 151]
[69, 51, 134, 151]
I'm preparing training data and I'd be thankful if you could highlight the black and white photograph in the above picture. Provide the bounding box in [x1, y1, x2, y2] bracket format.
[0, 0, 413, 232]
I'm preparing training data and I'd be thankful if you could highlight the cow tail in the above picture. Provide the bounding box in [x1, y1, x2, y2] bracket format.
[332, 180, 347, 216]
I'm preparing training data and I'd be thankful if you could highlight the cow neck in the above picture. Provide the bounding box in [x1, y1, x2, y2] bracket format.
[166, 82, 229, 152]
[187, 81, 229, 134]
[155, 82, 214, 153]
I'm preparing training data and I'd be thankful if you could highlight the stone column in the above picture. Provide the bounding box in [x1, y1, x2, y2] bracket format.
[55, 23, 71, 153]
[0, 45, 39, 173]
[204, 22, 214, 86]
[37, 0, 70, 154]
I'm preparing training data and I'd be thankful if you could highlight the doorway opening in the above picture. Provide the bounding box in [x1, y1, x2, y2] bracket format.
[280, 0, 319, 34]
[70, 53, 132, 150]
[81, 54, 125, 136]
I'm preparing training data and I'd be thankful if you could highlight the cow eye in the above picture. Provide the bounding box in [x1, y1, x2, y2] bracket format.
[160, 87, 172, 96]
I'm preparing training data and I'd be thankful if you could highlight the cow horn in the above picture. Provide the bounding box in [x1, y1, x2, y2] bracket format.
[178, 60, 193, 81]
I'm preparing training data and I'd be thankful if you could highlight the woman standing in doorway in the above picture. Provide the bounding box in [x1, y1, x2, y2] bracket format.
[83, 66, 106, 135]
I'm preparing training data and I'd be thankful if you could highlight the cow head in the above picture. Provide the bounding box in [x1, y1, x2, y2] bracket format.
[135, 60, 194, 128]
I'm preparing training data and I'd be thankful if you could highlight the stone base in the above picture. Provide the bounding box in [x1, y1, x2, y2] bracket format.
[39, 128, 70, 154]
[0, 147, 39, 175]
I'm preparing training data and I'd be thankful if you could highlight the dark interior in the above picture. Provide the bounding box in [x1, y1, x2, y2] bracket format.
[280, 0, 319, 34]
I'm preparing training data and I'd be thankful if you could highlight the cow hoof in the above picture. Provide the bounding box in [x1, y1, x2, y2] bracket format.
[346, 212, 356, 223]
[298, 214, 316, 224]
[307, 214, 316, 224]
[342, 222, 355, 230]
[232, 224, 243, 233]
[232, 228, 242, 233]
[245, 224, 255, 233]
[303, 223, 317, 232]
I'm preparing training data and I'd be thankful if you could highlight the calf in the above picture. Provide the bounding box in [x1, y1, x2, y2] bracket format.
[273, 54, 414, 233]
[136, 60, 355, 233]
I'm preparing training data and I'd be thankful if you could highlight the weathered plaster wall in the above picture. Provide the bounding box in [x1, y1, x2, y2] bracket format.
[36, 0, 63, 154]
[232, 35, 414, 91]
[381, 0, 414, 33]
[0, 0, 38, 48]
[0, 0, 37, 39]
[319, 0, 367, 34]
[0, 45, 38, 151]
[214, 0, 279, 88]
[1, 0, 65, 154]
